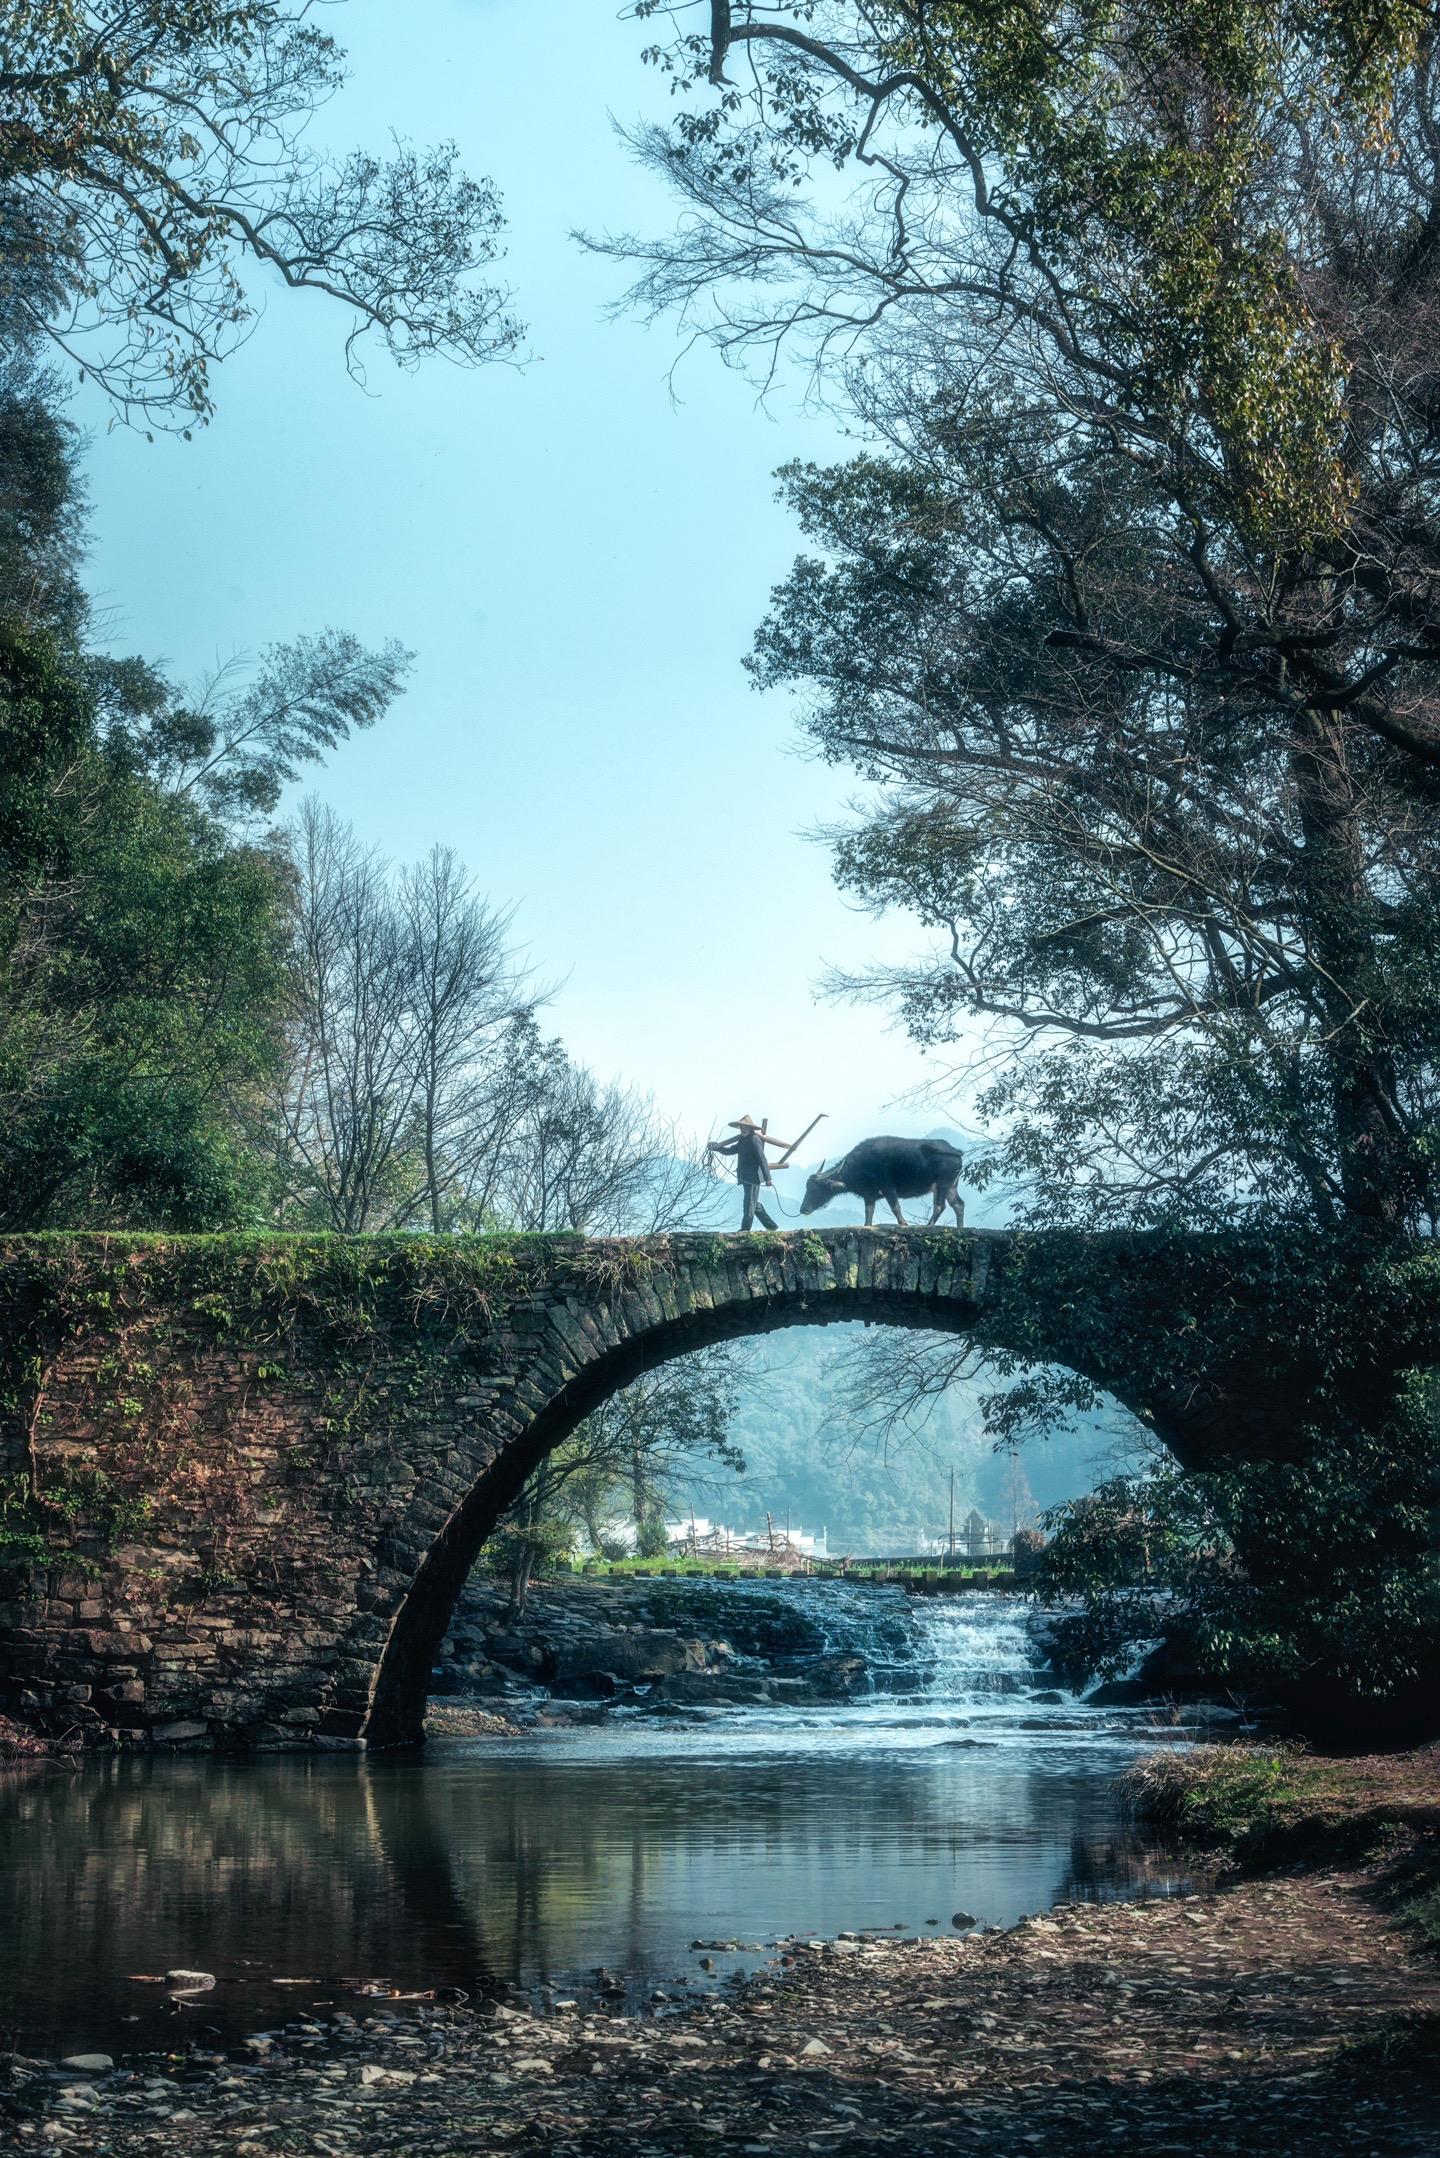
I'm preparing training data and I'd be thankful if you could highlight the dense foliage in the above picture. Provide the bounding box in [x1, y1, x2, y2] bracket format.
[609, 1, 1440, 1715]
[1035, 1403, 1440, 1726]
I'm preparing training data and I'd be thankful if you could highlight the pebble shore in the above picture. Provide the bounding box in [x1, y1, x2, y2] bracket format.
[6, 1865, 1438, 2155]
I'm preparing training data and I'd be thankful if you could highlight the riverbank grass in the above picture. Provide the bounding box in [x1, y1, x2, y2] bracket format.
[1122, 1742, 1440, 1951]
[1123, 1742, 1440, 1847]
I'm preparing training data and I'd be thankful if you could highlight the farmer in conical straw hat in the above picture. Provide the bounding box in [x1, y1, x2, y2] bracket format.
[708, 1114, 793, 1232]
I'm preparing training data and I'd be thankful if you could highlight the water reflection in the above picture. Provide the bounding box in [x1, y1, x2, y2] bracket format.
[0, 1718, 1189, 2056]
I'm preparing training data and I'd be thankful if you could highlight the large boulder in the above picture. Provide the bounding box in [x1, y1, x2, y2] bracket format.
[1081, 1677, 1150, 1707]
[485, 1634, 551, 1675]
[552, 1631, 706, 1686]
[774, 1655, 868, 1702]
[653, 1670, 776, 1706]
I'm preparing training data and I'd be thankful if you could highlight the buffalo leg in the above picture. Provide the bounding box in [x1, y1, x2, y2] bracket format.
[949, 1186, 965, 1227]
[884, 1187, 908, 1226]
[863, 1197, 877, 1225]
[928, 1183, 946, 1225]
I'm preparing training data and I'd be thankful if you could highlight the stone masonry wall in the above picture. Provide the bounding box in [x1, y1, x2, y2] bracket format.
[0, 1226, 1354, 1752]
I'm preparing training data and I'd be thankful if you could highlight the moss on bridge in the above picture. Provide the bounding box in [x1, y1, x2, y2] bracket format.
[0, 1225, 1432, 1750]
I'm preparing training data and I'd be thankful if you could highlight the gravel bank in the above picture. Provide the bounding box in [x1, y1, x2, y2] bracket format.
[8, 1865, 1438, 2155]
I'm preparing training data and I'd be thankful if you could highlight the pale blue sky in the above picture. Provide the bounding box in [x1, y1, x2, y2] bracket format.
[76, 0, 971, 1180]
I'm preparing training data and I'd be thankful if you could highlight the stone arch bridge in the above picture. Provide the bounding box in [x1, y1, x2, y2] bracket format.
[0, 1226, 1356, 1751]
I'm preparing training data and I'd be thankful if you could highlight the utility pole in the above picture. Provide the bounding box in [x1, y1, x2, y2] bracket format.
[948, 1468, 955, 1563]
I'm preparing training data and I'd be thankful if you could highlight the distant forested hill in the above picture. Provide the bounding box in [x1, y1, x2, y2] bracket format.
[673, 1324, 1141, 1553]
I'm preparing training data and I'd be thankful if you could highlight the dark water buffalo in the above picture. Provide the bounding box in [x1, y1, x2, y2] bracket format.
[799, 1136, 965, 1228]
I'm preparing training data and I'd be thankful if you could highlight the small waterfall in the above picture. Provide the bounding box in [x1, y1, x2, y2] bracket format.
[606, 1576, 1062, 1709]
[909, 1593, 1049, 1705]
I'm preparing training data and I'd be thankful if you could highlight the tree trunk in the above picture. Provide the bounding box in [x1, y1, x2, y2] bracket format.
[1291, 717, 1411, 1230]
[425, 1080, 442, 1235]
[580, 1490, 607, 1555]
[506, 1542, 536, 1623]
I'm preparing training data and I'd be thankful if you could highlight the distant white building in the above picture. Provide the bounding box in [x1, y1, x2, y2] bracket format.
[964, 1508, 1005, 1556]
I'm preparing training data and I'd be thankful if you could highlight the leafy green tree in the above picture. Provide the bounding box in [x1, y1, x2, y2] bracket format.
[750, 445, 1440, 1234]
[485, 1351, 745, 1616]
[0, 615, 89, 902]
[1035, 1408, 1440, 1727]
[0, 360, 87, 634]
[610, 4, 1440, 1703]
[0, 355, 412, 1225]
[1, 0, 521, 428]
[98, 633, 412, 824]
[611, 3, 1440, 1230]
[485, 1493, 579, 1626]
[0, 736, 293, 1226]
[624, 1, 1423, 547]
[635, 1512, 672, 1561]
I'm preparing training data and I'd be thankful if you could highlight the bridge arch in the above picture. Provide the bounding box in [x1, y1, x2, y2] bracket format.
[363, 1243, 1103, 1745]
[0, 1226, 1327, 1751]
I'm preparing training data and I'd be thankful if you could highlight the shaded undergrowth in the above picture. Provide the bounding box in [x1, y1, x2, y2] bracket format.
[1122, 1742, 1440, 1953]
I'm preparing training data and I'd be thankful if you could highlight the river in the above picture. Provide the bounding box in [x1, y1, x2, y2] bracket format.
[0, 1592, 1201, 2058]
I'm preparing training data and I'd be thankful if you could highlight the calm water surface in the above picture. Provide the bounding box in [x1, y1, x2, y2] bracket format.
[0, 1595, 1197, 2055]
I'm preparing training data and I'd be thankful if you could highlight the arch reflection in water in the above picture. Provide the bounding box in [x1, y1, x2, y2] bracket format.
[0, 1603, 1193, 2057]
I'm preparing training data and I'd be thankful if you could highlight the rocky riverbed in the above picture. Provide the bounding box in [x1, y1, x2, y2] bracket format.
[7, 1860, 1437, 2155]
[430, 1575, 920, 1724]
